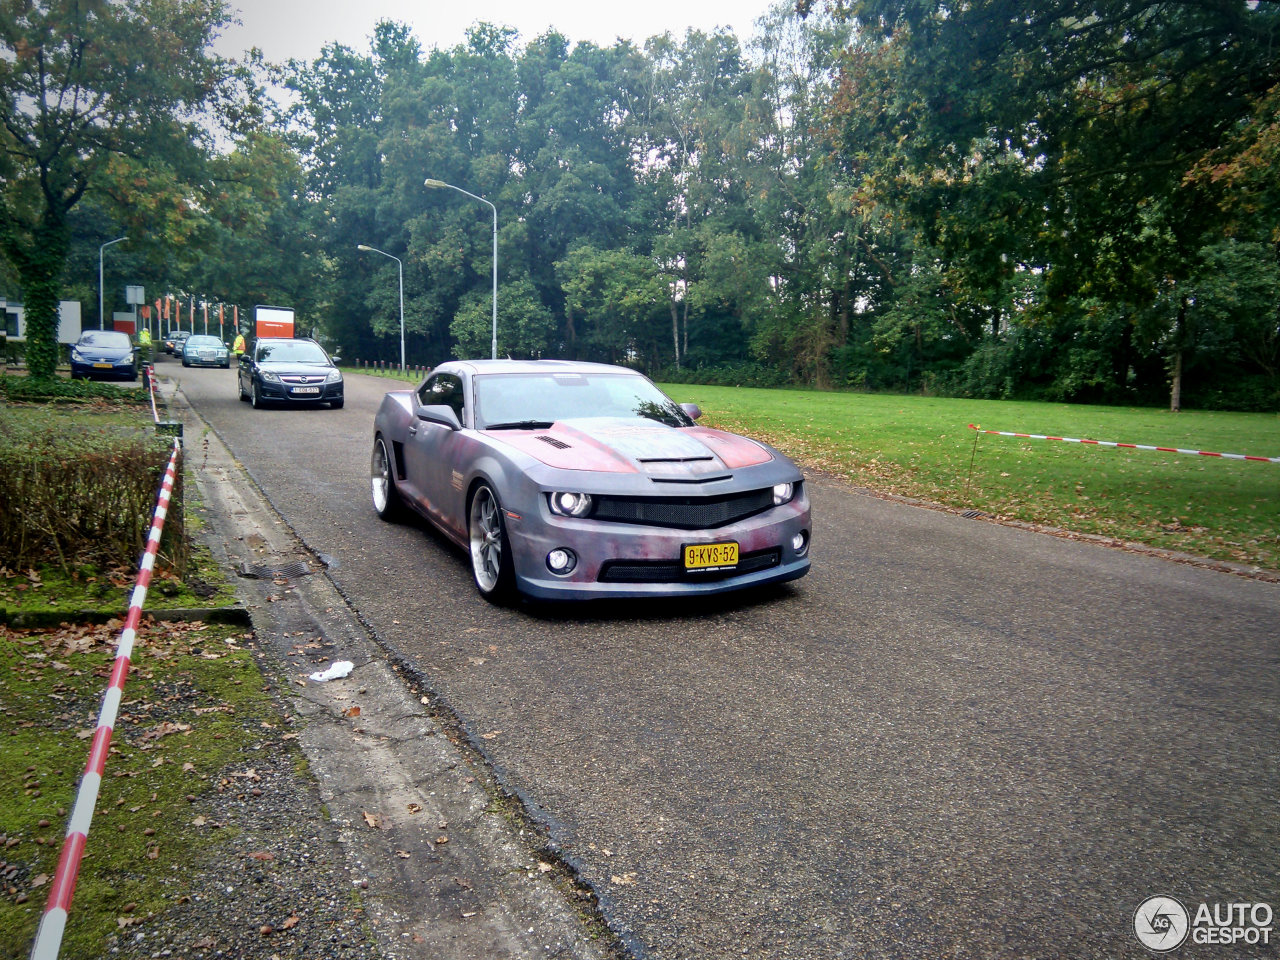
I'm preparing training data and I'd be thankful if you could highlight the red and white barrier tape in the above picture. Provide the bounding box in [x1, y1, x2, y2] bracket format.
[147, 364, 159, 424]
[29, 438, 182, 960]
[967, 424, 1280, 463]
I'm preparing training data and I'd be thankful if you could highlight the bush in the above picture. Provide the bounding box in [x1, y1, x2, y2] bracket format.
[0, 419, 185, 576]
[0, 376, 149, 405]
[655, 361, 792, 389]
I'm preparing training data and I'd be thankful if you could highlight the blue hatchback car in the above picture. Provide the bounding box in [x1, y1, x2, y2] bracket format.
[69, 330, 137, 381]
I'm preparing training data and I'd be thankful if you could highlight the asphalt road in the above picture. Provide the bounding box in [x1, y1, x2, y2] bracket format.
[165, 355, 1280, 960]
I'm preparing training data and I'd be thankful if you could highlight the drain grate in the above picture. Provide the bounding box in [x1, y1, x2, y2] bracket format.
[238, 559, 314, 580]
[961, 510, 987, 519]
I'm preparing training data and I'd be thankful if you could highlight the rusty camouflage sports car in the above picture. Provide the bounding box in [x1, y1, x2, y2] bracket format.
[370, 360, 812, 602]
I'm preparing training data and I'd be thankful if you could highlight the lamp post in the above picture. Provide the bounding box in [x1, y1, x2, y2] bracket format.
[99, 236, 127, 329]
[356, 244, 405, 371]
[424, 179, 497, 359]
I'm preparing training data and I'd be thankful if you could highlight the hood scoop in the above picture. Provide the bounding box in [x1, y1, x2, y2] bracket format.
[638, 455, 730, 482]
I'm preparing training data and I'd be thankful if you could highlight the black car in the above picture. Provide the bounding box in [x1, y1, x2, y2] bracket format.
[164, 330, 191, 355]
[237, 337, 344, 409]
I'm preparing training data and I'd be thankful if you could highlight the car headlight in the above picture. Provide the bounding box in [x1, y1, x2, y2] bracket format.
[772, 482, 794, 506]
[326, 369, 343, 384]
[260, 371, 281, 383]
[548, 492, 593, 518]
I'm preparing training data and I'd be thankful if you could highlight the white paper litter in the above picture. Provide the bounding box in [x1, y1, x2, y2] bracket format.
[309, 661, 354, 682]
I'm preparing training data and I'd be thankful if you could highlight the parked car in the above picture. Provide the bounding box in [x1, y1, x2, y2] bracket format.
[163, 330, 191, 355]
[181, 334, 230, 368]
[371, 359, 812, 602]
[69, 330, 137, 381]
[238, 337, 344, 409]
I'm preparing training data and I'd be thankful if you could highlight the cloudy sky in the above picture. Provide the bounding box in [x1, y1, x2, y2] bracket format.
[215, 0, 778, 65]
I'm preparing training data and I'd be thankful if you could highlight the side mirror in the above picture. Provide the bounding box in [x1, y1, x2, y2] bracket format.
[681, 402, 703, 421]
[415, 403, 462, 430]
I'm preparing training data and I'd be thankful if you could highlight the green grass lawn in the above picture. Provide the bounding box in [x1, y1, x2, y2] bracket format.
[0, 620, 271, 959]
[662, 385, 1280, 572]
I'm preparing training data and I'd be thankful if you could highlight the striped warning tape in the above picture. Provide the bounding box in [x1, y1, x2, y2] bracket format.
[967, 424, 1280, 463]
[29, 438, 183, 960]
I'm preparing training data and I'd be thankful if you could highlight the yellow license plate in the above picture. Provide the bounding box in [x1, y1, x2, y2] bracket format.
[684, 542, 739, 571]
[93, 362, 112, 368]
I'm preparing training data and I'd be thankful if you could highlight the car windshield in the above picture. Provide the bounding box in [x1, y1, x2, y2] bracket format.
[256, 341, 329, 364]
[78, 332, 131, 349]
[475, 372, 693, 429]
[186, 336, 222, 348]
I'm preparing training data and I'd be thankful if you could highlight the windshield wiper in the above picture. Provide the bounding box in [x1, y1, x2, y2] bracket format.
[484, 420, 556, 430]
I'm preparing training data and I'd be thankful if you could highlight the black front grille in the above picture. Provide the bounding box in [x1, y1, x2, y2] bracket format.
[599, 548, 781, 584]
[592, 489, 775, 530]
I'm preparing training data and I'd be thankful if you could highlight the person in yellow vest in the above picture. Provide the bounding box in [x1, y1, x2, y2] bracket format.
[232, 331, 246, 364]
[137, 326, 153, 363]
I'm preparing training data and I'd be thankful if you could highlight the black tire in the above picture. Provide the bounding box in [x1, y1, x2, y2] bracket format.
[238, 374, 248, 401]
[370, 436, 408, 522]
[182, 358, 190, 367]
[468, 483, 515, 603]
[250, 380, 264, 408]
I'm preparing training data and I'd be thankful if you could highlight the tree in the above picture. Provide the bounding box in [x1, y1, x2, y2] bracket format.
[0, 0, 234, 378]
[825, 0, 1280, 406]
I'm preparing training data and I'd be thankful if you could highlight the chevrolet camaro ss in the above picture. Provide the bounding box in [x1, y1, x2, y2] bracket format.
[371, 359, 811, 602]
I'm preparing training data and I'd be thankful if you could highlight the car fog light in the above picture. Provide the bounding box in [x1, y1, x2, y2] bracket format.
[546, 548, 577, 575]
[791, 531, 809, 556]
[772, 482, 794, 506]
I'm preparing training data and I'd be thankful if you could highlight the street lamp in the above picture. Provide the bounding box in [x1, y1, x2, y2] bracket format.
[99, 236, 127, 329]
[424, 178, 497, 360]
[356, 244, 405, 371]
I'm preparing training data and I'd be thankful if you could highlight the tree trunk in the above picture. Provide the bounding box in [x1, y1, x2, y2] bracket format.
[1170, 296, 1187, 413]
[670, 300, 681, 369]
[17, 217, 72, 381]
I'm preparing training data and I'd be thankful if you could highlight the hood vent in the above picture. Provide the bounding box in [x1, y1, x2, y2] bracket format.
[536, 435, 571, 449]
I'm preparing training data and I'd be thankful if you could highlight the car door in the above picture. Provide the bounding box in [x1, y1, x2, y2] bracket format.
[402, 372, 471, 542]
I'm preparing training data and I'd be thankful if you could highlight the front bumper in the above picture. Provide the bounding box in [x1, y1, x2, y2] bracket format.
[186, 353, 230, 367]
[255, 378, 344, 403]
[71, 357, 136, 380]
[505, 494, 811, 600]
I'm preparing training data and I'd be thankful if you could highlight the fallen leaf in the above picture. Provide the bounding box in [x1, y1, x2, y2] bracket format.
[406, 803, 422, 814]
[248, 851, 274, 861]
[281, 914, 299, 930]
[29, 873, 49, 889]
[343, 705, 361, 718]
[362, 811, 380, 829]
[611, 873, 637, 886]
[480, 731, 502, 740]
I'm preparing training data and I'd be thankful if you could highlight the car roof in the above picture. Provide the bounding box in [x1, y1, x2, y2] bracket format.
[442, 359, 642, 377]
